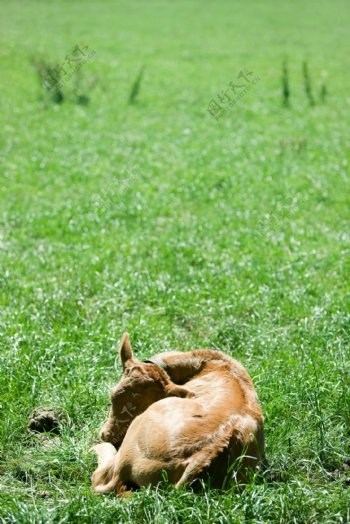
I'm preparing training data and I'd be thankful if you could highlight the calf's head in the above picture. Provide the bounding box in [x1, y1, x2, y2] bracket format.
[100, 333, 193, 448]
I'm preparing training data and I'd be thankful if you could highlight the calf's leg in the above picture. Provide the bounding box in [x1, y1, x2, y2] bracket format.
[91, 443, 119, 494]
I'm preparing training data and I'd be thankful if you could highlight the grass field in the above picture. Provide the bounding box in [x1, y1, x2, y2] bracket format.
[1, 0, 350, 522]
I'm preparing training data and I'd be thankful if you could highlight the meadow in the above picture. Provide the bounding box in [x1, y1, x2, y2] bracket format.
[0, 0, 350, 522]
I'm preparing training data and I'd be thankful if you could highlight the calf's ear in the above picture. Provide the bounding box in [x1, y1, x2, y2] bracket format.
[119, 332, 137, 369]
[165, 383, 194, 399]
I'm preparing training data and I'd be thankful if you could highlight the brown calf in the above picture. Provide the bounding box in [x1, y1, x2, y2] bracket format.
[92, 333, 264, 494]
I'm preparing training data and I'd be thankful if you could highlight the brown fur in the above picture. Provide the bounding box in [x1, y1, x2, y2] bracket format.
[92, 333, 264, 495]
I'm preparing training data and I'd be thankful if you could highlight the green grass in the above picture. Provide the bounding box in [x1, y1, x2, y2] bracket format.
[1, 0, 350, 522]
